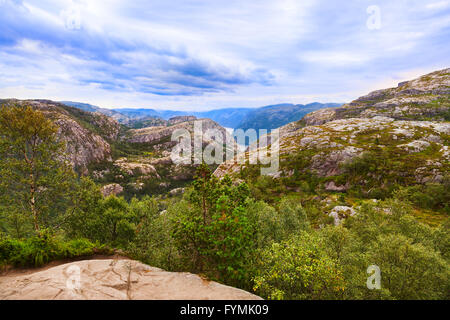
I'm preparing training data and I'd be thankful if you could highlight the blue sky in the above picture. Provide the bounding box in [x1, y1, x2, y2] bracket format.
[0, 0, 449, 111]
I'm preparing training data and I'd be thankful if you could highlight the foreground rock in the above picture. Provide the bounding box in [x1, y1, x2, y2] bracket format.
[0, 259, 262, 300]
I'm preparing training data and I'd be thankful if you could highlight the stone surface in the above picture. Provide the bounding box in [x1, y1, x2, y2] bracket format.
[0, 259, 262, 300]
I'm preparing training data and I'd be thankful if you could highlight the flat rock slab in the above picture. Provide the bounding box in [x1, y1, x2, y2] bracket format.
[0, 259, 262, 300]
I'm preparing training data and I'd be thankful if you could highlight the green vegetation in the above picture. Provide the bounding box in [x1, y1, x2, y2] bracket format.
[0, 231, 110, 268]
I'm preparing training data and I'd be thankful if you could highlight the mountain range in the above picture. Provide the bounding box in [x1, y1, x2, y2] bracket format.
[61, 101, 343, 131]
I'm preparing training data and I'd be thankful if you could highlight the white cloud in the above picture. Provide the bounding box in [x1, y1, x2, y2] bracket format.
[0, 0, 449, 110]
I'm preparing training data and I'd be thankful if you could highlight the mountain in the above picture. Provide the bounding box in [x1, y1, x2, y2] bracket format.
[301, 68, 450, 126]
[215, 69, 450, 198]
[113, 107, 254, 128]
[90, 115, 236, 198]
[193, 108, 254, 128]
[114, 104, 343, 131]
[235, 103, 343, 132]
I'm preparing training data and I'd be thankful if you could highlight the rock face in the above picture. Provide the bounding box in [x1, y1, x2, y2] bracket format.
[114, 158, 160, 178]
[0, 99, 119, 171]
[126, 118, 233, 146]
[302, 68, 450, 126]
[0, 259, 262, 300]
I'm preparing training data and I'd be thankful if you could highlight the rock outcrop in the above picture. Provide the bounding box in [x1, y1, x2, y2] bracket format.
[0, 259, 262, 300]
[101, 184, 124, 197]
[122, 118, 237, 183]
[329, 206, 356, 226]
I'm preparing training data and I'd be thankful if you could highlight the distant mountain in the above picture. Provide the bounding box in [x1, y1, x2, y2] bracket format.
[61, 101, 130, 123]
[62, 101, 342, 131]
[236, 103, 343, 132]
[113, 108, 254, 128]
[193, 108, 254, 128]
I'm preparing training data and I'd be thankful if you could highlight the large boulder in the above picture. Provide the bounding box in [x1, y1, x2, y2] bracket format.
[0, 259, 262, 300]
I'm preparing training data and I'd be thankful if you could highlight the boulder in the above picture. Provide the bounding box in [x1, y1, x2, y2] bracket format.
[0, 259, 262, 300]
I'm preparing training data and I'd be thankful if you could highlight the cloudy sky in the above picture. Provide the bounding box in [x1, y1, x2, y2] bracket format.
[0, 0, 449, 111]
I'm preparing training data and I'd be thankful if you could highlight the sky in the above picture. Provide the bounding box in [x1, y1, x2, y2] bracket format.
[0, 0, 449, 111]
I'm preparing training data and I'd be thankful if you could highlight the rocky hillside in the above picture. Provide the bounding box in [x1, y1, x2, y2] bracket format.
[302, 68, 450, 126]
[90, 116, 236, 198]
[0, 259, 261, 300]
[0, 99, 120, 173]
[215, 69, 450, 197]
[1, 99, 237, 198]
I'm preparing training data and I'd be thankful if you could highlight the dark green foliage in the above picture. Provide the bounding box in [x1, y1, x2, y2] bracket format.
[394, 180, 450, 214]
[64, 194, 139, 247]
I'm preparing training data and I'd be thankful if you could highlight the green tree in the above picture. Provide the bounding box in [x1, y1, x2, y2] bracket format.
[367, 234, 449, 299]
[0, 104, 76, 234]
[253, 231, 345, 300]
[127, 196, 180, 271]
[171, 164, 254, 285]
